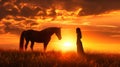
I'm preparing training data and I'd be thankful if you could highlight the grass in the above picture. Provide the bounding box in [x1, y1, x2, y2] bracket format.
[0, 50, 120, 67]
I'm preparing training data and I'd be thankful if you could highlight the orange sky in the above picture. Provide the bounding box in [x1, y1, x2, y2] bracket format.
[0, 0, 120, 54]
[0, 11, 120, 53]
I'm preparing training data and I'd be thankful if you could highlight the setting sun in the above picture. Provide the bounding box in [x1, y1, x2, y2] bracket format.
[50, 29, 77, 52]
[60, 40, 76, 52]
[63, 41, 72, 47]
[55, 29, 77, 52]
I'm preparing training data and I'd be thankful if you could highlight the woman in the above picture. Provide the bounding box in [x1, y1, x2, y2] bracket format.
[76, 28, 84, 55]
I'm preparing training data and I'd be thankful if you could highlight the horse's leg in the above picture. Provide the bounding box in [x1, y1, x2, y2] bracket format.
[25, 40, 29, 50]
[43, 41, 49, 52]
[30, 41, 34, 51]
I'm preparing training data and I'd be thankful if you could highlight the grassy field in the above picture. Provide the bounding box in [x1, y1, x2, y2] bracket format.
[0, 50, 120, 67]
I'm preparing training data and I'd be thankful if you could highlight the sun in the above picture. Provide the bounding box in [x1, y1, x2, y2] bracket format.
[50, 29, 77, 52]
[60, 40, 76, 52]
[63, 42, 72, 47]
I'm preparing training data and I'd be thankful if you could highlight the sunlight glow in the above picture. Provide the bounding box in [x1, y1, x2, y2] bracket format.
[63, 41, 72, 47]
[60, 40, 76, 52]
[50, 29, 77, 52]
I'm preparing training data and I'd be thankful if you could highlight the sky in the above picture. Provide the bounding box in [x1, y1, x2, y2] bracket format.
[0, 0, 120, 53]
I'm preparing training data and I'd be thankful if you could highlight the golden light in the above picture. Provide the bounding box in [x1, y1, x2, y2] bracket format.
[49, 29, 77, 52]
[56, 29, 77, 52]
[63, 41, 72, 47]
[60, 40, 76, 52]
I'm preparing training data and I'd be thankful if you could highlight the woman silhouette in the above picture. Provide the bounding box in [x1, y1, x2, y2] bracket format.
[76, 28, 84, 55]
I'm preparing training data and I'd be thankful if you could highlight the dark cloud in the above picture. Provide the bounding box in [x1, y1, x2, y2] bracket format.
[20, 6, 41, 17]
[24, 19, 38, 26]
[0, 0, 56, 20]
[3, 22, 24, 34]
[23, 0, 120, 16]
[78, 0, 120, 16]
[53, 0, 80, 11]
[0, 19, 39, 35]
[0, 0, 19, 20]
[0, 0, 120, 20]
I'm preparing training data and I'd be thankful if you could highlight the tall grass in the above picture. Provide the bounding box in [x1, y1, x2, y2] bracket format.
[0, 50, 120, 67]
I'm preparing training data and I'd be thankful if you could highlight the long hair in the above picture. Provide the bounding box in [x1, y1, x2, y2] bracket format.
[76, 28, 82, 38]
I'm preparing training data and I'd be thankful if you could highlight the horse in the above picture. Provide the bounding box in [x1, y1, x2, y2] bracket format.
[19, 27, 62, 51]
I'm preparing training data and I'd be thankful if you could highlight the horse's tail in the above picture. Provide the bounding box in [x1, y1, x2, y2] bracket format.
[19, 31, 25, 50]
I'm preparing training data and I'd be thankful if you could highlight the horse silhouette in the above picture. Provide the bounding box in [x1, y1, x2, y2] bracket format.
[19, 27, 62, 51]
[76, 28, 84, 55]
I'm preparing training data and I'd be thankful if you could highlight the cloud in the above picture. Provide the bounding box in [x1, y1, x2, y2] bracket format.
[3, 22, 24, 34]
[0, 0, 19, 20]
[83, 24, 120, 38]
[19, 0, 120, 16]
[1, 0, 120, 20]
[0, 18, 40, 35]
[78, 0, 120, 16]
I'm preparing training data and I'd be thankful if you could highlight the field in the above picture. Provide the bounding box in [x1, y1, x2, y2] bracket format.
[0, 50, 120, 67]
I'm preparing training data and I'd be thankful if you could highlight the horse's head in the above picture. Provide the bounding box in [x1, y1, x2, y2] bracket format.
[55, 28, 62, 40]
